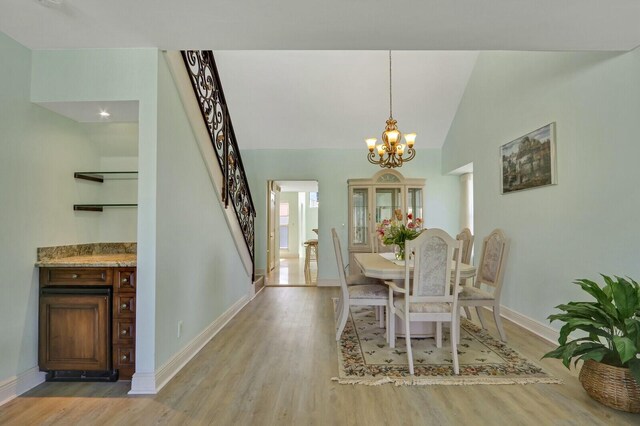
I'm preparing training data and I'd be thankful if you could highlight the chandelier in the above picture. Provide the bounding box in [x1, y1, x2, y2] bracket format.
[365, 51, 416, 168]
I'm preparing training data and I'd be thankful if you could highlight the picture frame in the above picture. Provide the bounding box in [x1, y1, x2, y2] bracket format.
[500, 122, 557, 194]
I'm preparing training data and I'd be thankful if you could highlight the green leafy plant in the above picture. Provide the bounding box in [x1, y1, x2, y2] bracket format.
[542, 275, 640, 384]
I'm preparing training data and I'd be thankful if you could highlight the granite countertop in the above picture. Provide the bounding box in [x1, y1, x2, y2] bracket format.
[35, 242, 137, 267]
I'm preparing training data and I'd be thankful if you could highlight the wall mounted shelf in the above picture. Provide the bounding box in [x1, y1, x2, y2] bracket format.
[73, 204, 138, 212]
[74, 171, 138, 212]
[74, 171, 138, 183]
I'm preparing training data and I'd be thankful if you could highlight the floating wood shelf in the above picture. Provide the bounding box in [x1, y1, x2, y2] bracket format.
[74, 204, 138, 212]
[74, 171, 138, 183]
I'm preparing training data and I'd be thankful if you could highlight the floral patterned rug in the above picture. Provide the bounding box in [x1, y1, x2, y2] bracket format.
[333, 304, 561, 386]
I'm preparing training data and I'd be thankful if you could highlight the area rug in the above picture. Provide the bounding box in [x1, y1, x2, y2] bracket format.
[332, 303, 561, 386]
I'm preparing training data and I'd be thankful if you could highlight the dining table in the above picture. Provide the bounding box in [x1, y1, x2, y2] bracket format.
[353, 252, 477, 339]
[353, 252, 477, 281]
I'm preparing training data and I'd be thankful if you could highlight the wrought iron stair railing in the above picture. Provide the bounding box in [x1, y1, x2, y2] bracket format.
[181, 51, 256, 268]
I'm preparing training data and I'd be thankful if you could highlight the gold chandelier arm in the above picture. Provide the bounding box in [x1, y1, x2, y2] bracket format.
[402, 147, 416, 163]
[367, 151, 383, 166]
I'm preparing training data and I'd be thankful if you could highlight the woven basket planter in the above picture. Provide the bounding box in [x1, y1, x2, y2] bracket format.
[579, 359, 640, 413]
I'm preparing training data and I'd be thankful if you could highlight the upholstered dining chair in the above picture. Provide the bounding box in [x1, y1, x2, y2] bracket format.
[387, 229, 463, 375]
[458, 229, 510, 341]
[455, 228, 474, 265]
[332, 228, 389, 341]
[454, 228, 474, 318]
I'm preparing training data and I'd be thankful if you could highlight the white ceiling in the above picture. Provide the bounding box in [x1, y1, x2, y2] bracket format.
[1, 1, 639, 51]
[5, 1, 640, 151]
[215, 51, 478, 149]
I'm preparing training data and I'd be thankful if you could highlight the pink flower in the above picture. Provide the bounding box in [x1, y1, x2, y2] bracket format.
[407, 213, 413, 220]
[407, 222, 416, 229]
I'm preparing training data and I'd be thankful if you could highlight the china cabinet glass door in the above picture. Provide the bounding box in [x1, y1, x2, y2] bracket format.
[351, 188, 369, 246]
[375, 188, 402, 223]
[407, 188, 424, 221]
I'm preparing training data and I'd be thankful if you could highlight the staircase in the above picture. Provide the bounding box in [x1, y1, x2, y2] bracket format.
[166, 50, 256, 280]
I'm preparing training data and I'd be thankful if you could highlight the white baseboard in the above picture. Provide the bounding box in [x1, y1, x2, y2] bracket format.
[317, 278, 339, 287]
[252, 276, 265, 300]
[129, 372, 156, 395]
[0, 366, 46, 407]
[139, 293, 251, 395]
[493, 305, 559, 345]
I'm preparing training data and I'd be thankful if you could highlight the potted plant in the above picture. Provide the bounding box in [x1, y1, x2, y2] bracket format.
[543, 275, 640, 413]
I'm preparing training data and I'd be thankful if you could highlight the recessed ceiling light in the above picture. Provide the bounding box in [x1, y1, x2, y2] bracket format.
[99, 110, 111, 118]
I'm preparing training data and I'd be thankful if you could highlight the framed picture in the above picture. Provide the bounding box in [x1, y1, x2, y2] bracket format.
[500, 122, 557, 194]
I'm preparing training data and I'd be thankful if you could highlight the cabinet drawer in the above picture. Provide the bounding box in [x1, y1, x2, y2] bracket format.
[115, 269, 136, 292]
[113, 345, 135, 367]
[113, 320, 135, 344]
[114, 294, 135, 317]
[42, 268, 112, 286]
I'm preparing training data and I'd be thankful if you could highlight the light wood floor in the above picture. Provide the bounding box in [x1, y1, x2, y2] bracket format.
[1, 287, 637, 425]
[265, 257, 317, 286]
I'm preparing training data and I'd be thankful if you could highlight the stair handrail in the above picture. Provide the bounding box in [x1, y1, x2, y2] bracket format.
[181, 51, 256, 266]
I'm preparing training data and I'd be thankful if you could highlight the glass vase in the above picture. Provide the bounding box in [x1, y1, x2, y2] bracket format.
[394, 243, 405, 261]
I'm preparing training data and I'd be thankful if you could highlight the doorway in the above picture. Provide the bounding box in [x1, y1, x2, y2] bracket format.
[266, 180, 319, 285]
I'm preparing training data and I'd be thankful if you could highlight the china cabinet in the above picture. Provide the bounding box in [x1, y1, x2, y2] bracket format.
[347, 170, 425, 273]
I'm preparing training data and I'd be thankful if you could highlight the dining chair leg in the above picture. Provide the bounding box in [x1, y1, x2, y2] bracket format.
[451, 316, 460, 375]
[335, 302, 349, 341]
[475, 306, 487, 329]
[493, 304, 507, 342]
[405, 316, 414, 375]
[455, 307, 461, 345]
[436, 322, 442, 348]
[378, 306, 385, 328]
[463, 306, 472, 320]
[389, 309, 396, 348]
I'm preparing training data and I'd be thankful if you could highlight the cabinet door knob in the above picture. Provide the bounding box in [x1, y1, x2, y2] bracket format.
[122, 354, 128, 361]
[121, 303, 128, 309]
[121, 329, 128, 335]
[122, 277, 128, 283]
[72, 274, 78, 279]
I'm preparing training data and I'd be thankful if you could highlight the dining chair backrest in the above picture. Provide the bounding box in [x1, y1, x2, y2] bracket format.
[331, 228, 350, 296]
[406, 228, 462, 303]
[455, 228, 474, 265]
[474, 229, 510, 297]
[371, 232, 395, 254]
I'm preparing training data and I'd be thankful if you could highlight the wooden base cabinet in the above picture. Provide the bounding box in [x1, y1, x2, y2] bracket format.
[39, 290, 110, 372]
[39, 266, 136, 381]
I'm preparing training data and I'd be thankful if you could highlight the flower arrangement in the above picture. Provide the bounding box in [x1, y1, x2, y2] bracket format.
[376, 209, 423, 260]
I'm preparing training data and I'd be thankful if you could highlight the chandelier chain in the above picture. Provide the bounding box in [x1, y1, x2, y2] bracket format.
[389, 50, 392, 118]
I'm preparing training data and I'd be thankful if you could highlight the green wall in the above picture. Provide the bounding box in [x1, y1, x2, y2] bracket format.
[155, 53, 250, 369]
[241, 148, 460, 281]
[0, 32, 103, 386]
[442, 49, 640, 326]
